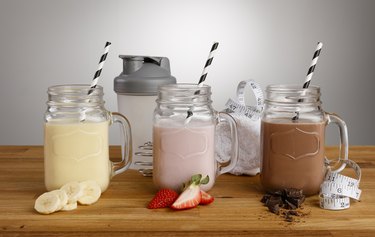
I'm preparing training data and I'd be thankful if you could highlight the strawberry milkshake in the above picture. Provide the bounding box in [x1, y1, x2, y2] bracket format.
[153, 122, 216, 191]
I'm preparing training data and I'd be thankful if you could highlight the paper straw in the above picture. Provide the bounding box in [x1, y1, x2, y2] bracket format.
[303, 42, 323, 89]
[186, 42, 219, 121]
[88, 41, 111, 95]
[81, 42, 111, 122]
[293, 42, 323, 120]
[198, 42, 219, 86]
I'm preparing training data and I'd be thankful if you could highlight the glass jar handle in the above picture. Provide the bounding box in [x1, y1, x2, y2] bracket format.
[217, 112, 239, 175]
[325, 112, 349, 172]
[110, 112, 133, 177]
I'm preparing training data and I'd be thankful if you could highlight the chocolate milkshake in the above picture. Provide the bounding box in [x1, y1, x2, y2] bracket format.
[261, 84, 349, 196]
[261, 119, 326, 196]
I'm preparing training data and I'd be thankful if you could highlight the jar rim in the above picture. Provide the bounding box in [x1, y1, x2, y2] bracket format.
[264, 84, 321, 106]
[47, 84, 103, 96]
[266, 84, 320, 93]
[159, 83, 210, 90]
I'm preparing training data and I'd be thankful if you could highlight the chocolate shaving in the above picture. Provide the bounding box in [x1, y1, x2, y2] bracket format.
[260, 194, 272, 203]
[264, 196, 283, 214]
[267, 203, 280, 214]
[284, 188, 303, 199]
[285, 199, 297, 210]
[286, 196, 305, 208]
[287, 210, 301, 216]
[284, 212, 294, 222]
[261, 188, 306, 222]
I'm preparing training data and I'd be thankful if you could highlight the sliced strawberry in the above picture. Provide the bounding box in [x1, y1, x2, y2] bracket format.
[147, 188, 179, 209]
[171, 185, 201, 210]
[200, 190, 214, 205]
[171, 174, 211, 210]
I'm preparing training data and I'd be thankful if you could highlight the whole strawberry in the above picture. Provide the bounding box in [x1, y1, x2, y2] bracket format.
[147, 189, 179, 209]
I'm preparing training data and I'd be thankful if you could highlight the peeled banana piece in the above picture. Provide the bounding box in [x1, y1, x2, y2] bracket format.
[49, 190, 68, 209]
[34, 180, 101, 214]
[61, 201, 78, 211]
[34, 192, 61, 214]
[60, 181, 83, 204]
[78, 180, 101, 205]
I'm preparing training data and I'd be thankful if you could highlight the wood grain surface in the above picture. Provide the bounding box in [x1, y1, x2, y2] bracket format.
[0, 146, 374, 237]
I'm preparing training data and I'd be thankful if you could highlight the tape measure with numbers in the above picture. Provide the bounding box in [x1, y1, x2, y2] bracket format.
[320, 159, 362, 210]
[225, 80, 264, 119]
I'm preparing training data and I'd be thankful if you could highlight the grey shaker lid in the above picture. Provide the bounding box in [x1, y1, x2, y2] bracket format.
[114, 55, 176, 96]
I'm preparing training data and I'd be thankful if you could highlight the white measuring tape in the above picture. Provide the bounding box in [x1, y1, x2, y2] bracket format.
[225, 80, 264, 119]
[320, 159, 362, 210]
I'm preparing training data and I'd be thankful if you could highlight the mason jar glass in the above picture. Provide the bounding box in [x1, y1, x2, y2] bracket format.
[260, 84, 348, 196]
[44, 84, 132, 192]
[152, 83, 239, 191]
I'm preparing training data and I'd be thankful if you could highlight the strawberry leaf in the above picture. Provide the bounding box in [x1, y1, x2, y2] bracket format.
[200, 175, 210, 185]
[191, 174, 202, 185]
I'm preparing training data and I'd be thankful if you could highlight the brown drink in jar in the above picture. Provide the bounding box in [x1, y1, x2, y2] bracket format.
[261, 119, 326, 196]
[260, 84, 348, 197]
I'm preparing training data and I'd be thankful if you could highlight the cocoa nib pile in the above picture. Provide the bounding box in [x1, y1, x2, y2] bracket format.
[261, 188, 306, 222]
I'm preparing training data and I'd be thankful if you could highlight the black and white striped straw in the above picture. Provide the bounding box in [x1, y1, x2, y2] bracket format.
[186, 42, 219, 122]
[88, 41, 111, 95]
[293, 42, 323, 121]
[303, 42, 323, 89]
[198, 42, 219, 86]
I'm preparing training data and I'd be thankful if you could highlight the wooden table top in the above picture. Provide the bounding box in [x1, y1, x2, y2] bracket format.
[0, 146, 374, 237]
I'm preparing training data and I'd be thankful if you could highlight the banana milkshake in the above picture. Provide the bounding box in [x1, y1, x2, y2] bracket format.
[44, 121, 110, 192]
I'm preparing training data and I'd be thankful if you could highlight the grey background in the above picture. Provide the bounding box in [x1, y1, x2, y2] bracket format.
[0, 0, 374, 145]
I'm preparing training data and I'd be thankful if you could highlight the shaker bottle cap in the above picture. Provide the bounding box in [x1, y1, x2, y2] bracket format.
[114, 55, 176, 96]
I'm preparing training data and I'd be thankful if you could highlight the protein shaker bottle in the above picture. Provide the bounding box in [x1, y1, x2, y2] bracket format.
[114, 55, 176, 173]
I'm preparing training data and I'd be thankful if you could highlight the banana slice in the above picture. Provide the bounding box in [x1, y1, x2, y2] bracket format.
[34, 192, 61, 214]
[61, 201, 78, 211]
[49, 190, 68, 210]
[78, 180, 101, 205]
[60, 181, 83, 204]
